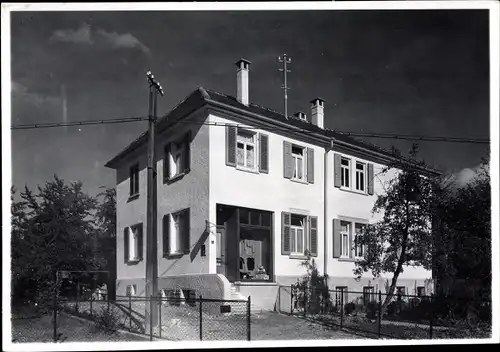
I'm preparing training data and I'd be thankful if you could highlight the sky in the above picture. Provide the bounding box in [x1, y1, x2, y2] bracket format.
[9, 9, 491, 197]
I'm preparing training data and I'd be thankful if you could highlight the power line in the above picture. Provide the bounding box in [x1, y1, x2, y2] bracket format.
[10, 116, 490, 144]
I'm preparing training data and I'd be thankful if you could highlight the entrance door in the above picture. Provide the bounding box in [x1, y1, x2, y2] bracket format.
[239, 238, 263, 279]
[216, 226, 226, 276]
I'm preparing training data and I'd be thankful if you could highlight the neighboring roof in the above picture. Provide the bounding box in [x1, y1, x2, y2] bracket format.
[105, 87, 441, 176]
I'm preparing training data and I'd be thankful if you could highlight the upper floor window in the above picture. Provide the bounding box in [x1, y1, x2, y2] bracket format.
[165, 132, 191, 183]
[341, 157, 350, 188]
[236, 129, 257, 171]
[356, 162, 366, 192]
[129, 164, 139, 197]
[292, 146, 305, 182]
[283, 141, 314, 184]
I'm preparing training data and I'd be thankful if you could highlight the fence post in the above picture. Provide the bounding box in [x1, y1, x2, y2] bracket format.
[247, 296, 251, 341]
[53, 291, 57, 343]
[340, 289, 344, 329]
[429, 293, 434, 339]
[149, 295, 153, 341]
[129, 294, 132, 332]
[158, 294, 162, 338]
[378, 290, 382, 338]
[199, 296, 203, 341]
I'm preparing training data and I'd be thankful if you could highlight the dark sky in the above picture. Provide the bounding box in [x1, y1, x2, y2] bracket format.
[10, 10, 490, 197]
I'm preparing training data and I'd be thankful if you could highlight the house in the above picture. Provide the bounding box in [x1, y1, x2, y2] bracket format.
[105, 58, 439, 311]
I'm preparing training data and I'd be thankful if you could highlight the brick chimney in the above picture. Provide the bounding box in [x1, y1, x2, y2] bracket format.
[310, 98, 325, 129]
[236, 58, 251, 106]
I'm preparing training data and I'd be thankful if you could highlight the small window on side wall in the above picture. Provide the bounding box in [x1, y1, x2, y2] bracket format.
[129, 164, 139, 197]
[164, 132, 191, 183]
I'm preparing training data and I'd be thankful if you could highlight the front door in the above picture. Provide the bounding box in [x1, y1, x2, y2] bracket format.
[216, 226, 226, 276]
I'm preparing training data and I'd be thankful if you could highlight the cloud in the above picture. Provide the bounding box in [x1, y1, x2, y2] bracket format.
[49, 24, 150, 54]
[444, 163, 488, 189]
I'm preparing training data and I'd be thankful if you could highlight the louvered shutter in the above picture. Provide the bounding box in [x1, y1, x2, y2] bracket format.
[226, 125, 237, 166]
[307, 148, 314, 184]
[124, 227, 129, 263]
[309, 216, 318, 257]
[333, 219, 341, 258]
[163, 214, 170, 257]
[259, 133, 269, 174]
[367, 163, 374, 195]
[282, 212, 291, 255]
[164, 144, 171, 182]
[184, 131, 192, 173]
[137, 223, 144, 261]
[182, 209, 190, 254]
[283, 141, 293, 179]
[334, 154, 341, 188]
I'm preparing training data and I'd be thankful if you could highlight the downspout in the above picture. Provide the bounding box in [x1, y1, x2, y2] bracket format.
[324, 138, 334, 288]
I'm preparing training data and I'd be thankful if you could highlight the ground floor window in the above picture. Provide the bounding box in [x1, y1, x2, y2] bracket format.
[363, 286, 375, 305]
[417, 286, 426, 297]
[126, 284, 136, 297]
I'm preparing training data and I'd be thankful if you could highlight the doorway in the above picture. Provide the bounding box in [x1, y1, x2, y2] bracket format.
[216, 226, 226, 276]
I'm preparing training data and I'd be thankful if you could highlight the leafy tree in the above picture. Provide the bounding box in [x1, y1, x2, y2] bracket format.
[353, 145, 438, 311]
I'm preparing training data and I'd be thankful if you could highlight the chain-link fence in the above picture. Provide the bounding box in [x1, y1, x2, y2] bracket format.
[278, 285, 492, 340]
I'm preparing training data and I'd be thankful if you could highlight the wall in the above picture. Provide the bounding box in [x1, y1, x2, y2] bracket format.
[208, 113, 325, 279]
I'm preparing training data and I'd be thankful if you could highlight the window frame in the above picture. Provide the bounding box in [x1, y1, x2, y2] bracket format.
[168, 210, 186, 256]
[290, 214, 307, 256]
[363, 286, 375, 305]
[340, 221, 351, 258]
[291, 145, 306, 182]
[236, 129, 258, 172]
[129, 163, 140, 197]
[128, 225, 140, 262]
[354, 224, 365, 258]
[169, 140, 186, 179]
[355, 161, 367, 193]
[340, 157, 351, 189]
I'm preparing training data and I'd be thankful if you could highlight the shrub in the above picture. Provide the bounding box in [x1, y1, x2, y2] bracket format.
[366, 302, 378, 319]
[344, 302, 356, 315]
[93, 305, 122, 334]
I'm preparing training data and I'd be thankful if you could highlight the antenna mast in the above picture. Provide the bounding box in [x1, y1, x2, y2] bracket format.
[278, 54, 291, 119]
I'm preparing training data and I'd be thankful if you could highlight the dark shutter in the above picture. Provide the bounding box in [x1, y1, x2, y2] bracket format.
[367, 163, 374, 195]
[307, 148, 314, 184]
[226, 125, 237, 167]
[124, 227, 129, 263]
[182, 209, 190, 254]
[184, 131, 192, 173]
[164, 144, 171, 182]
[333, 219, 341, 258]
[259, 133, 269, 174]
[309, 216, 318, 257]
[163, 214, 170, 257]
[349, 223, 354, 259]
[282, 212, 291, 255]
[283, 141, 293, 179]
[137, 223, 144, 261]
[334, 154, 341, 188]
[129, 167, 133, 195]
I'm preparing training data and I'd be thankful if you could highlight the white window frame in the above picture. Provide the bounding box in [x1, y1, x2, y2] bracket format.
[355, 162, 366, 192]
[290, 214, 307, 256]
[169, 140, 186, 179]
[169, 212, 184, 256]
[236, 129, 258, 171]
[340, 157, 351, 189]
[126, 284, 136, 297]
[354, 224, 365, 258]
[340, 221, 350, 258]
[128, 226, 139, 261]
[291, 145, 306, 182]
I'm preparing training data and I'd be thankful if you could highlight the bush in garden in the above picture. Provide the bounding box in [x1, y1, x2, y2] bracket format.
[344, 302, 356, 315]
[93, 305, 122, 334]
[365, 302, 378, 319]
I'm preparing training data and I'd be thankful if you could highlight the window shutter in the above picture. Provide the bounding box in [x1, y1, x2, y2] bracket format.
[182, 209, 190, 254]
[283, 141, 293, 179]
[307, 148, 314, 184]
[124, 227, 129, 263]
[226, 125, 237, 167]
[281, 212, 291, 255]
[334, 154, 341, 188]
[184, 131, 192, 173]
[129, 169, 133, 195]
[333, 219, 341, 258]
[164, 144, 171, 182]
[367, 163, 374, 195]
[163, 214, 170, 257]
[309, 216, 318, 257]
[137, 223, 144, 261]
[259, 133, 269, 174]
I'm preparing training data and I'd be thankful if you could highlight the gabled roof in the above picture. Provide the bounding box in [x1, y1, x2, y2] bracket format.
[105, 87, 441, 176]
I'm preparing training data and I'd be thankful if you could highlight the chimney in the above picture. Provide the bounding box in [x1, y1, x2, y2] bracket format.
[294, 111, 307, 122]
[310, 98, 325, 129]
[236, 58, 251, 106]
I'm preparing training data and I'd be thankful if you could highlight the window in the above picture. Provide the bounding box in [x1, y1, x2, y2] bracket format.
[129, 164, 139, 196]
[354, 224, 365, 258]
[126, 284, 136, 297]
[340, 221, 350, 258]
[236, 129, 257, 170]
[292, 146, 305, 181]
[417, 286, 426, 297]
[170, 141, 185, 178]
[341, 157, 350, 188]
[335, 286, 348, 306]
[169, 211, 187, 255]
[290, 214, 306, 256]
[355, 162, 366, 192]
[363, 286, 375, 305]
[165, 133, 190, 181]
[127, 225, 140, 261]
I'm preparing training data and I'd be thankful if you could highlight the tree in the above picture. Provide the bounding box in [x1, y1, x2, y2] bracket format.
[11, 175, 102, 305]
[353, 145, 438, 311]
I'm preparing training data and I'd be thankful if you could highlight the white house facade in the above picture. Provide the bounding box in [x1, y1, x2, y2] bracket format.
[105, 59, 437, 311]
